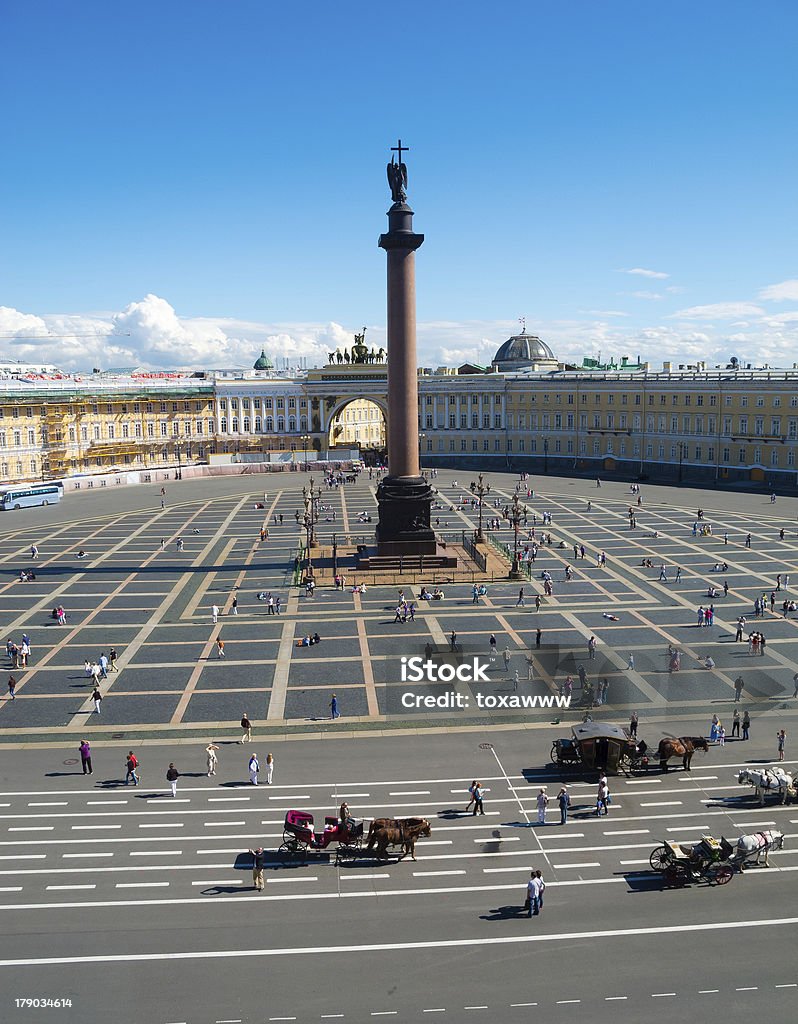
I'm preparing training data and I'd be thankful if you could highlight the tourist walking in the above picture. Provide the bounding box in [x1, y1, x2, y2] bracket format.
[240, 713, 252, 744]
[517, 588, 525, 606]
[793, 672, 798, 698]
[7, 675, 17, 700]
[248, 752, 260, 785]
[248, 847, 266, 891]
[536, 787, 549, 824]
[216, 637, 225, 658]
[125, 751, 140, 786]
[92, 687, 103, 714]
[526, 871, 541, 917]
[211, 604, 219, 624]
[557, 786, 570, 824]
[627, 653, 635, 671]
[630, 710, 639, 738]
[330, 693, 340, 719]
[166, 762, 179, 797]
[206, 742, 220, 776]
[777, 728, 786, 761]
[596, 773, 609, 815]
[472, 781, 485, 815]
[742, 710, 751, 741]
[231, 597, 238, 615]
[734, 675, 744, 702]
[265, 752, 274, 785]
[108, 647, 118, 672]
[79, 739, 92, 775]
[465, 780, 477, 813]
[732, 709, 740, 738]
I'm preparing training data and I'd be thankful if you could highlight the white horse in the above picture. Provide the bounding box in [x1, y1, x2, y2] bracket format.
[733, 829, 785, 868]
[736, 767, 794, 806]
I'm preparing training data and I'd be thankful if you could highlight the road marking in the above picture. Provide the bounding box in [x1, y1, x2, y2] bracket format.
[620, 860, 650, 865]
[641, 802, 682, 807]
[556, 1000, 580, 1004]
[205, 821, 246, 827]
[651, 993, 676, 998]
[604, 830, 649, 836]
[736, 987, 758, 992]
[413, 871, 466, 877]
[0, 887, 22, 892]
[8, 827, 54, 832]
[371, 1013, 397, 1017]
[473, 836, 520, 843]
[389, 791, 431, 796]
[553, 862, 601, 869]
[605, 997, 628, 1001]
[87, 800, 128, 805]
[130, 850, 182, 856]
[140, 824, 184, 829]
[71, 824, 122, 830]
[775, 983, 797, 988]
[269, 795, 310, 800]
[666, 826, 710, 832]
[333, 793, 369, 798]
[510, 1004, 537, 1008]
[0, 854, 45, 860]
[624, 779, 660, 785]
[341, 874, 389, 881]
[538, 833, 584, 839]
[421, 1011, 445, 1015]
[464, 1006, 488, 1010]
[679, 776, 717, 781]
[734, 821, 776, 828]
[147, 799, 190, 804]
[116, 882, 170, 888]
[699, 990, 719, 994]
[208, 798, 251, 803]
[266, 877, 319, 884]
[27, 802, 68, 807]
[63, 853, 112, 859]
[45, 884, 96, 891]
[191, 880, 244, 887]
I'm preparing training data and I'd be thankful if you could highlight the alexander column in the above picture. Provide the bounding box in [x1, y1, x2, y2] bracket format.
[376, 140, 436, 556]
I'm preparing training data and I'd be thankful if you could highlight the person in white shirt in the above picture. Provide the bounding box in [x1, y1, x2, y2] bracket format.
[526, 872, 541, 917]
[536, 787, 549, 824]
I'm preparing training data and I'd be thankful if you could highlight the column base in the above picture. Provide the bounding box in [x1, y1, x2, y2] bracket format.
[376, 475, 436, 556]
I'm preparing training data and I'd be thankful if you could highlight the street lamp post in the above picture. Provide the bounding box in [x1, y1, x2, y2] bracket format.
[508, 492, 525, 580]
[300, 433, 310, 470]
[419, 433, 426, 477]
[469, 473, 490, 544]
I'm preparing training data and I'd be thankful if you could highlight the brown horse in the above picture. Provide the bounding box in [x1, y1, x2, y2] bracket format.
[369, 819, 432, 861]
[366, 817, 427, 847]
[656, 736, 709, 772]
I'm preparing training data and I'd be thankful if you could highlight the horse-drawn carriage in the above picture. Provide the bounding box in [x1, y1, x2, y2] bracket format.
[551, 722, 649, 775]
[649, 835, 735, 886]
[278, 810, 431, 864]
[648, 829, 785, 884]
[278, 810, 364, 863]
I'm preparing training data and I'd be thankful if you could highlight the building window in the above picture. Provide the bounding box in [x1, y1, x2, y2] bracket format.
[134, 423, 142, 437]
[754, 447, 761, 463]
[243, 418, 251, 432]
[27, 428, 35, 444]
[108, 426, 115, 440]
[461, 439, 468, 451]
[449, 414, 456, 428]
[646, 444, 653, 457]
[771, 449, 779, 467]
[756, 396, 765, 407]
[695, 445, 702, 460]
[147, 423, 155, 438]
[122, 424, 129, 439]
[253, 418, 260, 432]
[13, 431, 20, 446]
[722, 448, 730, 462]
[738, 448, 746, 462]
[741, 396, 748, 407]
[788, 449, 795, 466]
[161, 422, 168, 437]
[707, 447, 714, 461]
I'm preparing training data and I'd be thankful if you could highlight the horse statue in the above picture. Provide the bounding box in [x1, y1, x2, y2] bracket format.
[377, 347, 386, 362]
[343, 348, 350, 363]
[656, 736, 709, 772]
[733, 829, 785, 867]
[327, 352, 336, 365]
[336, 351, 343, 364]
[366, 818, 432, 861]
[736, 767, 795, 806]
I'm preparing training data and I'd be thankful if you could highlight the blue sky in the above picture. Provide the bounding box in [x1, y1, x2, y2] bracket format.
[1, 0, 796, 371]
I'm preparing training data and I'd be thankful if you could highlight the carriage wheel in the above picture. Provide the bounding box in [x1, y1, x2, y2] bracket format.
[712, 864, 734, 886]
[550, 744, 560, 764]
[278, 839, 303, 863]
[649, 846, 670, 872]
[665, 863, 688, 886]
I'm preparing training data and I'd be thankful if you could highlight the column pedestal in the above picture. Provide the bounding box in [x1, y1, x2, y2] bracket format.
[376, 474, 436, 556]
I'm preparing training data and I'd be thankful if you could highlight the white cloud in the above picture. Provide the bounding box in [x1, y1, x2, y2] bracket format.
[759, 279, 798, 302]
[621, 268, 670, 279]
[630, 291, 664, 301]
[581, 310, 631, 318]
[670, 302, 765, 320]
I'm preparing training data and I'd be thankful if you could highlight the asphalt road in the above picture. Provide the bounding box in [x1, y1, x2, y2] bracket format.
[1, 721, 796, 1023]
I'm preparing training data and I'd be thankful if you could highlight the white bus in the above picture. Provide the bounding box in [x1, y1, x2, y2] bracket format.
[1, 483, 63, 510]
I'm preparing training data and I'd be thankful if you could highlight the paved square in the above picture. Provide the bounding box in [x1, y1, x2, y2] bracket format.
[1, 470, 797, 739]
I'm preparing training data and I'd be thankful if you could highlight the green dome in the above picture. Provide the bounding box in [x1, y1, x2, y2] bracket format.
[253, 349, 273, 371]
